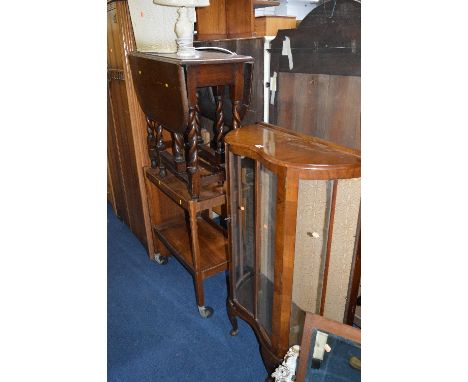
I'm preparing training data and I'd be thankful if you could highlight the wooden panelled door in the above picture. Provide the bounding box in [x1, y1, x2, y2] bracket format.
[107, 0, 158, 256]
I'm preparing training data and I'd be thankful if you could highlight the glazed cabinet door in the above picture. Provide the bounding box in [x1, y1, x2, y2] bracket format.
[227, 152, 278, 338]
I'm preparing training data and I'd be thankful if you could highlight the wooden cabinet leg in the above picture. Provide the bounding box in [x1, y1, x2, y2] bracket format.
[195, 92, 204, 145]
[187, 206, 213, 318]
[227, 299, 239, 336]
[187, 106, 200, 199]
[230, 63, 244, 131]
[232, 100, 241, 130]
[171, 132, 186, 173]
[156, 123, 166, 177]
[213, 85, 225, 155]
[146, 117, 158, 168]
[193, 273, 205, 308]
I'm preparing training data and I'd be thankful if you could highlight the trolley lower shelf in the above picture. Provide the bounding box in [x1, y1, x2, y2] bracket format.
[153, 216, 228, 278]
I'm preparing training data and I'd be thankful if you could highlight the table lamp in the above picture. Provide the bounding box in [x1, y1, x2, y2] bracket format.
[154, 0, 210, 57]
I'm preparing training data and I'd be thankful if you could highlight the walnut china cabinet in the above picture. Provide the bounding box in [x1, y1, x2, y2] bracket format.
[224, 123, 361, 375]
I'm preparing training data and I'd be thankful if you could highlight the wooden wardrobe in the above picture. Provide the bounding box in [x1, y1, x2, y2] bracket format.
[107, 0, 163, 257]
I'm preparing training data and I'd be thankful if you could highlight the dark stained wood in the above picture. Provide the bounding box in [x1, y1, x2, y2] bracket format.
[319, 180, 337, 315]
[299, 0, 361, 29]
[187, 106, 200, 198]
[225, 123, 361, 376]
[131, 51, 253, 66]
[145, 118, 158, 168]
[128, 57, 189, 135]
[213, 85, 225, 154]
[158, 148, 225, 190]
[171, 132, 185, 168]
[268, 0, 361, 151]
[254, 161, 261, 319]
[155, 123, 166, 177]
[194, 37, 264, 126]
[276, 73, 361, 150]
[129, 50, 253, 199]
[295, 313, 361, 382]
[269, 0, 361, 77]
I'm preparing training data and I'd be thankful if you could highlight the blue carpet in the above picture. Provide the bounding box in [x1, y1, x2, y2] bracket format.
[107, 204, 267, 381]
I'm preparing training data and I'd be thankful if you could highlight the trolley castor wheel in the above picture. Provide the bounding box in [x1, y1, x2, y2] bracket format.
[230, 329, 238, 336]
[198, 305, 214, 318]
[154, 253, 168, 265]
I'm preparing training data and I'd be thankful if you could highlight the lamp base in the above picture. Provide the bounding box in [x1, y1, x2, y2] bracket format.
[176, 37, 198, 57]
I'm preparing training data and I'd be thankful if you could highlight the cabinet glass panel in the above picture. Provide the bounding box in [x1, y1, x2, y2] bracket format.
[256, 164, 277, 336]
[231, 155, 256, 314]
[303, 330, 361, 382]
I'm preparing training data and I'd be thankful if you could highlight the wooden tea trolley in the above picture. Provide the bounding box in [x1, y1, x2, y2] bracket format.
[224, 123, 361, 375]
[129, 51, 253, 317]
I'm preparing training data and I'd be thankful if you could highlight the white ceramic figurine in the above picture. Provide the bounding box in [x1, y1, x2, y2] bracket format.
[271, 345, 300, 382]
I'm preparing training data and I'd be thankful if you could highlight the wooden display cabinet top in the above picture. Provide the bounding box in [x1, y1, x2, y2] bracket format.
[129, 51, 253, 66]
[224, 123, 361, 179]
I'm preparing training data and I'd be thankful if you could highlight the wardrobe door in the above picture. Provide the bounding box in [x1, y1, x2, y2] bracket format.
[107, 1, 149, 249]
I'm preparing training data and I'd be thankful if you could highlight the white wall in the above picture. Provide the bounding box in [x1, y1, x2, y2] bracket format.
[255, 0, 319, 20]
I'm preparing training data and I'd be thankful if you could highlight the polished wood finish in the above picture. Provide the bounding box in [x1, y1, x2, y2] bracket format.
[128, 58, 188, 134]
[270, 174, 299, 354]
[225, 123, 361, 376]
[145, 168, 226, 212]
[254, 16, 297, 37]
[154, 216, 228, 278]
[107, 0, 164, 257]
[144, 166, 228, 311]
[295, 313, 361, 382]
[224, 123, 360, 179]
